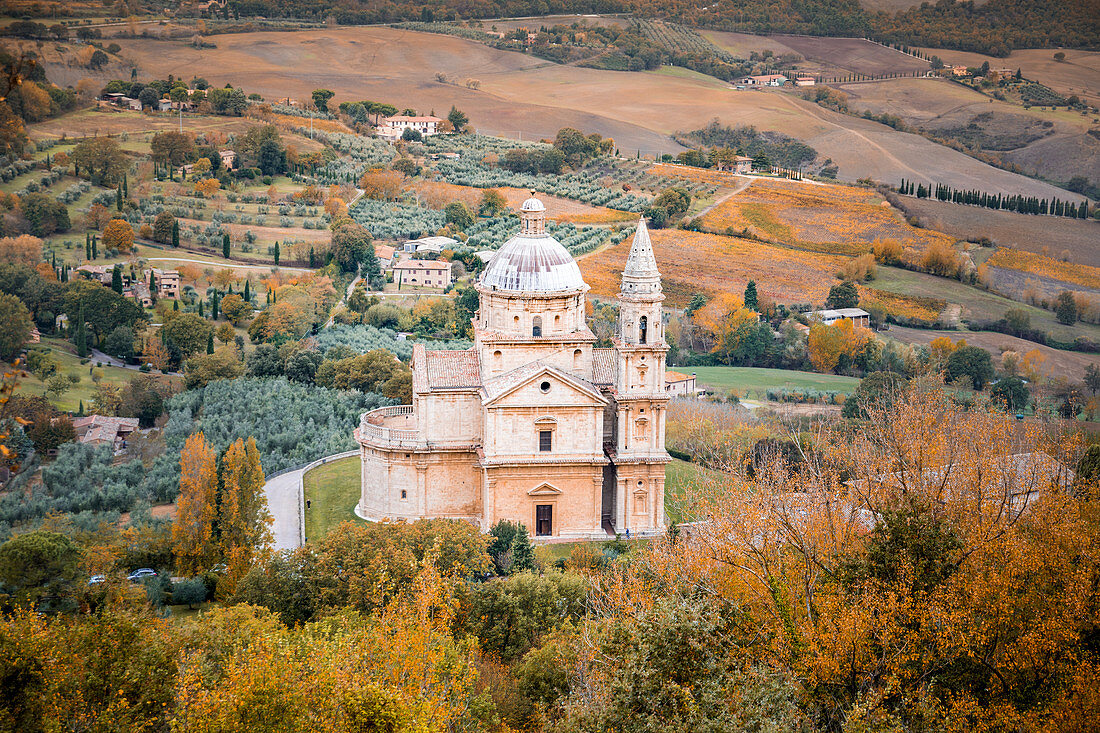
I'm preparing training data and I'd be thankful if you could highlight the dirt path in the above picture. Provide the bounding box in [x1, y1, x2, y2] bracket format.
[771, 93, 931, 182]
[692, 178, 754, 220]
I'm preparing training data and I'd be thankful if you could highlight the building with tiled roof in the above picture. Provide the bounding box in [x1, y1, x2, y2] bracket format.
[73, 415, 140, 452]
[393, 259, 453, 290]
[355, 194, 671, 540]
[664, 371, 699, 397]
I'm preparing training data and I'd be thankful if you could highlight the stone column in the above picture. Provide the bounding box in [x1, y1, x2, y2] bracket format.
[593, 475, 603, 533]
[616, 477, 626, 531]
[656, 476, 666, 529]
[649, 476, 657, 531]
[416, 463, 427, 518]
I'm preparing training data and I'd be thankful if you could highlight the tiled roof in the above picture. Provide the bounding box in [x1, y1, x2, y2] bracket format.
[424, 349, 482, 389]
[74, 415, 139, 445]
[591, 349, 616, 385]
[665, 371, 694, 382]
[394, 260, 451, 271]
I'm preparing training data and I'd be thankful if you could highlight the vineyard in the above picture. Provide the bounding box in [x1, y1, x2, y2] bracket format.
[579, 227, 845, 307]
[858, 286, 946, 323]
[698, 178, 957, 260]
[985, 249, 1100, 292]
[631, 19, 743, 66]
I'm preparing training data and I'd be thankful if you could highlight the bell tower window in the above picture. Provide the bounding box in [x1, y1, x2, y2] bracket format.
[639, 315, 647, 344]
[532, 316, 542, 337]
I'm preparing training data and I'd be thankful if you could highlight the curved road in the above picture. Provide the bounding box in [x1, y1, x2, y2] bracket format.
[263, 468, 305, 550]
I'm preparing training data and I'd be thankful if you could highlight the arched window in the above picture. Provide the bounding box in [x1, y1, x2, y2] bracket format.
[532, 316, 542, 338]
[573, 349, 582, 371]
[639, 315, 648, 344]
[493, 350, 503, 372]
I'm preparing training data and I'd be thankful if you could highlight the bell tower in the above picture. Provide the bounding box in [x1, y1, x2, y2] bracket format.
[606, 215, 670, 537]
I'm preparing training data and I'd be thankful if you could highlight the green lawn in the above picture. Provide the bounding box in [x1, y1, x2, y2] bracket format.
[15, 337, 140, 412]
[303, 455, 362, 542]
[689, 366, 861, 399]
[873, 266, 1100, 343]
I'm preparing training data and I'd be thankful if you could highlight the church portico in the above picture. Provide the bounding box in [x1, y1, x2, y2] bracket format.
[356, 194, 671, 540]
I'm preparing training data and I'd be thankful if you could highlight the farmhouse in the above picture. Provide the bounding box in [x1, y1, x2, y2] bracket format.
[150, 268, 181, 299]
[664, 371, 699, 397]
[74, 416, 140, 453]
[374, 244, 396, 268]
[402, 235, 458, 254]
[795, 76, 816, 87]
[393, 259, 453, 289]
[813, 307, 870, 327]
[377, 114, 444, 140]
[715, 155, 753, 174]
[355, 195, 670, 540]
[75, 264, 113, 285]
[743, 74, 788, 86]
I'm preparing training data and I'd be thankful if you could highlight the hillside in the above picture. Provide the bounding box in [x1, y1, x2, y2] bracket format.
[101, 28, 1084, 200]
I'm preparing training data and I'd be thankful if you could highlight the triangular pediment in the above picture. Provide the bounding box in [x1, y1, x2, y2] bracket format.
[483, 363, 608, 407]
[528, 482, 562, 496]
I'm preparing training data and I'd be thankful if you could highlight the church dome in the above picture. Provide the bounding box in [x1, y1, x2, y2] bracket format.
[480, 195, 585, 293]
[479, 232, 586, 293]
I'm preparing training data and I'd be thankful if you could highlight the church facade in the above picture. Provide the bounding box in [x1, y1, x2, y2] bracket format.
[354, 195, 670, 540]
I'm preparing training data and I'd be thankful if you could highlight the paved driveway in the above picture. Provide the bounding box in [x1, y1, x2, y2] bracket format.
[263, 468, 304, 550]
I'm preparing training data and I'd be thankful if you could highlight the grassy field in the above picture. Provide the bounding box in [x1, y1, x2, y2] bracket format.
[872, 267, 1100, 343]
[900, 198, 1100, 269]
[13, 337, 142, 413]
[689, 366, 861, 398]
[303, 455, 361, 542]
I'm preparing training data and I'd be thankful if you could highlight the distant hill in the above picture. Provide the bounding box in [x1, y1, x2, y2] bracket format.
[216, 0, 1100, 56]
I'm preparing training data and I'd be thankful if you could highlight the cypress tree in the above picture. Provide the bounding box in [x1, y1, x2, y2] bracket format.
[744, 280, 759, 311]
[510, 524, 536, 573]
[115, 183, 122, 211]
[222, 232, 231, 259]
[85, 233, 91, 260]
[206, 331, 214, 354]
[172, 219, 180, 247]
[173, 299, 179, 311]
[212, 291, 219, 320]
[111, 265, 123, 294]
[123, 173, 128, 199]
[274, 241, 280, 266]
[91, 235, 97, 260]
[243, 279, 250, 302]
[199, 299, 204, 317]
[75, 305, 88, 358]
[77, 400, 84, 417]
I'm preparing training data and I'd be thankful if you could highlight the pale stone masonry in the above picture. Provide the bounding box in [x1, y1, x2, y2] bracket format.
[355, 195, 671, 540]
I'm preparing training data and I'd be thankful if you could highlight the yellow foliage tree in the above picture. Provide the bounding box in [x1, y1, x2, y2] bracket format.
[173, 431, 219, 575]
[217, 437, 271, 595]
[102, 218, 135, 253]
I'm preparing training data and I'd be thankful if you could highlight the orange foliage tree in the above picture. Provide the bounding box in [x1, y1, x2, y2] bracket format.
[102, 218, 135, 253]
[173, 431, 218, 575]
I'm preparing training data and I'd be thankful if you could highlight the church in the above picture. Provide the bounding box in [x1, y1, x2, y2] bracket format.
[354, 194, 671, 540]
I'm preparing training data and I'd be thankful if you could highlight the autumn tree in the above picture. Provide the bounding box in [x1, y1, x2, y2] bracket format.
[217, 436, 271, 594]
[0, 293, 32, 360]
[218, 293, 252, 326]
[150, 130, 194, 167]
[173, 432, 218, 574]
[152, 211, 175, 244]
[0, 234, 42, 267]
[102, 218, 134, 253]
[70, 136, 128, 185]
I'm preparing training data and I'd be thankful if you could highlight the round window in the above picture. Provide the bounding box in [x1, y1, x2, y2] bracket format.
[540, 381, 551, 393]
